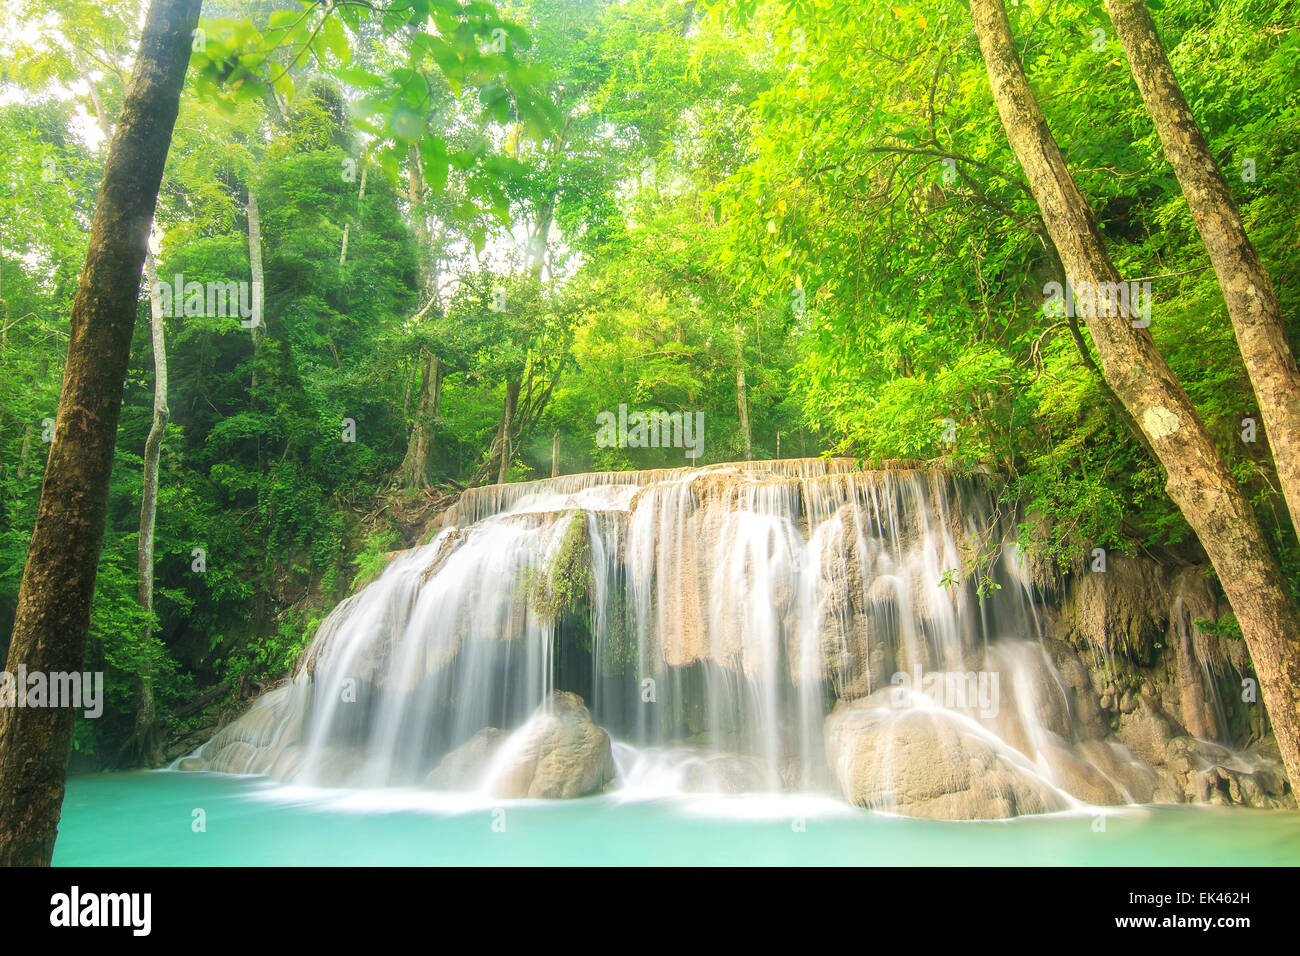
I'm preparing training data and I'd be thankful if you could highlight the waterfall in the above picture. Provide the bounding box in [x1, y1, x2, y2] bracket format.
[177, 458, 1202, 813]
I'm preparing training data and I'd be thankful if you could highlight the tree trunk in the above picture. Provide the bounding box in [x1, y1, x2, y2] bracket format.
[496, 380, 520, 484]
[15, 423, 32, 482]
[246, 187, 265, 356]
[1103, 0, 1300, 539]
[339, 153, 368, 266]
[0, 0, 201, 867]
[134, 248, 169, 767]
[402, 359, 415, 418]
[529, 197, 554, 278]
[970, 0, 1300, 792]
[407, 143, 432, 296]
[735, 323, 752, 460]
[551, 430, 560, 478]
[86, 65, 167, 768]
[398, 350, 441, 489]
[397, 144, 445, 489]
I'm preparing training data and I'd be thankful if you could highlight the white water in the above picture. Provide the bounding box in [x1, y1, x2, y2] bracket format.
[180, 459, 1174, 811]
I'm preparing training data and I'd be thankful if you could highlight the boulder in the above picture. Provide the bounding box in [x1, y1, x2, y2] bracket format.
[486, 691, 616, 799]
[825, 694, 1071, 820]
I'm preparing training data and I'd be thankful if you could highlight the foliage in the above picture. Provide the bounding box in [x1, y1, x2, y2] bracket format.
[2, 0, 1298, 762]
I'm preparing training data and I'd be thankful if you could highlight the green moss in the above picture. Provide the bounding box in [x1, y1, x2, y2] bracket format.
[523, 511, 593, 621]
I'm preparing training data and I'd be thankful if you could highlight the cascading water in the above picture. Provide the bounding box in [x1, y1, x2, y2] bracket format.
[179, 458, 1214, 815]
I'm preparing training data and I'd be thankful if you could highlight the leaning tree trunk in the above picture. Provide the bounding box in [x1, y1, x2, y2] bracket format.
[86, 77, 169, 763]
[970, 0, 1300, 791]
[1103, 0, 1300, 539]
[134, 248, 169, 768]
[0, 0, 202, 867]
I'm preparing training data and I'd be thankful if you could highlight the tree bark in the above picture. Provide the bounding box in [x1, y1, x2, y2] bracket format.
[246, 187, 265, 356]
[970, 0, 1300, 791]
[551, 430, 560, 478]
[339, 153, 368, 266]
[397, 145, 446, 489]
[134, 247, 169, 767]
[15, 423, 32, 482]
[529, 197, 554, 278]
[398, 349, 441, 489]
[1103, 0, 1300, 539]
[407, 142, 432, 296]
[86, 63, 168, 769]
[735, 323, 752, 460]
[0, 0, 201, 867]
[495, 379, 520, 484]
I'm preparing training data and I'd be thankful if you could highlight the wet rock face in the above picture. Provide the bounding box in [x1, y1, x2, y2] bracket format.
[1062, 554, 1259, 748]
[425, 728, 505, 791]
[1116, 696, 1296, 810]
[825, 695, 1072, 820]
[1052, 652, 1110, 741]
[179, 684, 302, 775]
[1117, 694, 1184, 766]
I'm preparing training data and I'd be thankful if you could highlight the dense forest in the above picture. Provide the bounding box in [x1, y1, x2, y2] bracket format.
[1, 0, 1298, 857]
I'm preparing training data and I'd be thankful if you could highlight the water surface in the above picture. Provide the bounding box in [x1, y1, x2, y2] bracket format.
[53, 771, 1300, 866]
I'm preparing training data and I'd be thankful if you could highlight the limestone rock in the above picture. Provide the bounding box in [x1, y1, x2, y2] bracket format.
[1041, 743, 1124, 806]
[1117, 695, 1185, 766]
[1168, 736, 1295, 810]
[425, 728, 505, 790]
[1046, 642, 1108, 740]
[487, 691, 616, 799]
[1075, 739, 1163, 804]
[178, 684, 302, 775]
[825, 695, 1071, 820]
